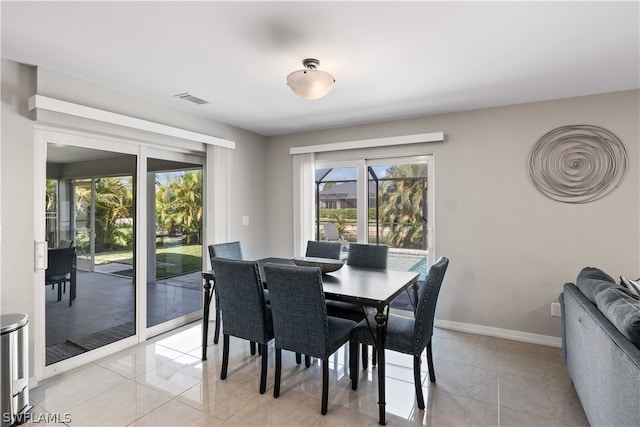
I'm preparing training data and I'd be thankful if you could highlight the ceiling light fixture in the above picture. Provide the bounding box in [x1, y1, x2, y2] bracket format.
[286, 58, 335, 100]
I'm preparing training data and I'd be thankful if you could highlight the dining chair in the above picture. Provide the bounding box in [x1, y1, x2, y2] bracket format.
[350, 256, 449, 409]
[326, 243, 389, 368]
[346, 243, 389, 269]
[263, 263, 357, 415]
[45, 247, 76, 306]
[207, 241, 243, 346]
[208, 241, 243, 261]
[305, 240, 341, 260]
[57, 239, 74, 248]
[210, 257, 274, 394]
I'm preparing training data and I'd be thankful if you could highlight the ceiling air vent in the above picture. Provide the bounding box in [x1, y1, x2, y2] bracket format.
[173, 92, 209, 105]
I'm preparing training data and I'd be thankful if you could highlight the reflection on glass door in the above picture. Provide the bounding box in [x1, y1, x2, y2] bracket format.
[73, 179, 93, 271]
[147, 158, 203, 328]
[45, 144, 136, 365]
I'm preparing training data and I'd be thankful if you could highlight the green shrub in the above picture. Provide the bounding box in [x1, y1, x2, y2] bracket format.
[318, 208, 377, 221]
[110, 226, 134, 249]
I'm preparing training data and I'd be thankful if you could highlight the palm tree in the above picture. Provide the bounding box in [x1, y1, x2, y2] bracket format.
[156, 170, 202, 245]
[46, 179, 57, 212]
[378, 164, 428, 249]
[94, 177, 134, 251]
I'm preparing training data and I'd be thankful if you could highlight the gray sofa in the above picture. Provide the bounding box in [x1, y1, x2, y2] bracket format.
[560, 267, 640, 427]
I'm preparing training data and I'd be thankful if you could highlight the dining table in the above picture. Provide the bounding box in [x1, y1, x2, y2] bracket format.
[201, 257, 419, 425]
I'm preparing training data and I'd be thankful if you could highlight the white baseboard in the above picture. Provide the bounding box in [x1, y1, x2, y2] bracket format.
[434, 319, 562, 348]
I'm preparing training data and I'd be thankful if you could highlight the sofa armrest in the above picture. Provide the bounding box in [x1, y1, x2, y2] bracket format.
[562, 283, 640, 427]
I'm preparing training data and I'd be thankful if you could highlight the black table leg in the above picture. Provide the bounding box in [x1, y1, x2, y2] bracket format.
[375, 309, 388, 425]
[70, 267, 77, 306]
[202, 278, 214, 360]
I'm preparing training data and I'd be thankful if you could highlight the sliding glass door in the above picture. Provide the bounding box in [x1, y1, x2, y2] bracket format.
[367, 157, 431, 282]
[43, 141, 206, 367]
[146, 156, 204, 330]
[45, 144, 136, 365]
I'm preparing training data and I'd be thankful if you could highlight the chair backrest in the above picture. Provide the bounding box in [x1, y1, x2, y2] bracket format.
[57, 239, 74, 248]
[210, 257, 271, 344]
[46, 247, 76, 277]
[346, 243, 388, 269]
[413, 257, 449, 353]
[208, 241, 243, 266]
[322, 223, 340, 241]
[263, 263, 330, 359]
[305, 240, 341, 260]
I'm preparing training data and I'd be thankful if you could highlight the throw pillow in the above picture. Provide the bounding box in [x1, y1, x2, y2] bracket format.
[576, 267, 618, 304]
[620, 276, 640, 299]
[595, 287, 640, 348]
[628, 280, 640, 298]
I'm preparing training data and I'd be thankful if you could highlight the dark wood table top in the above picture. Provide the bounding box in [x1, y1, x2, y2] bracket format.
[203, 257, 419, 310]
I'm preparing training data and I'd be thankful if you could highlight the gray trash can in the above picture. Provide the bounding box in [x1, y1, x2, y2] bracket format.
[1, 313, 32, 427]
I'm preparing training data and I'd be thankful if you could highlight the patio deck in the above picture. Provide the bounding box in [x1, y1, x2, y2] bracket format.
[46, 269, 202, 365]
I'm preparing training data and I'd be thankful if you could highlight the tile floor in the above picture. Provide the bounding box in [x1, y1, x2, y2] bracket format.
[28, 321, 589, 427]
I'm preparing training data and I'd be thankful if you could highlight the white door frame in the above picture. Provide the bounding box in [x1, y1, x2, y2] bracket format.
[33, 126, 225, 380]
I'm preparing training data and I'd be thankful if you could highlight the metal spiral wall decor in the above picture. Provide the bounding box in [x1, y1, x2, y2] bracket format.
[528, 125, 628, 203]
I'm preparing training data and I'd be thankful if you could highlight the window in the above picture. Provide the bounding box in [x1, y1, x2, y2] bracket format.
[313, 155, 434, 280]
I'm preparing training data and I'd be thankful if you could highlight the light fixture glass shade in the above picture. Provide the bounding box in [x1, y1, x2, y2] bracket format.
[287, 59, 335, 100]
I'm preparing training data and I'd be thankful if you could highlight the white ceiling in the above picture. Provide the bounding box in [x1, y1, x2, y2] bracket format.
[2, 1, 638, 137]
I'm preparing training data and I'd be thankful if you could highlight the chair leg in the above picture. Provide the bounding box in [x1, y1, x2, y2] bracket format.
[427, 340, 436, 382]
[274, 348, 282, 398]
[295, 352, 302, 364]
[321, 359, 329, 415]
[258, 344, 263, 356]
[221, 334, 230, 380]
[259, 343, 268, 394]
[372, 346, 377, 366]
[414, 354, 425, 409]
[350, 340, 359, 390]
[213, 302, 221, 345]
[362, 344, 368, 369]
[250, 341, 256, 355]
[305, 354, 311, 367]
[57, 283, 62, 301]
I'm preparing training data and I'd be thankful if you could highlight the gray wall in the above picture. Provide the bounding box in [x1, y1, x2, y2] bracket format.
[266, 89, 640, 338]
[1, 60, 37, 370]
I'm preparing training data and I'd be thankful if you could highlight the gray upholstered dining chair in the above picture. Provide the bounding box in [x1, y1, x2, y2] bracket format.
[326, 243, 389, 367]
[207, 241, 243, 346]
[350, 256, 449, 409]
[210, 257, 274, 394]
[263, 263, 357, 415]
[346, 243, 389, 269]
[45, 246, 76, 305]
[305, 240, 342, 260]
[208, 241, 243, 261]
